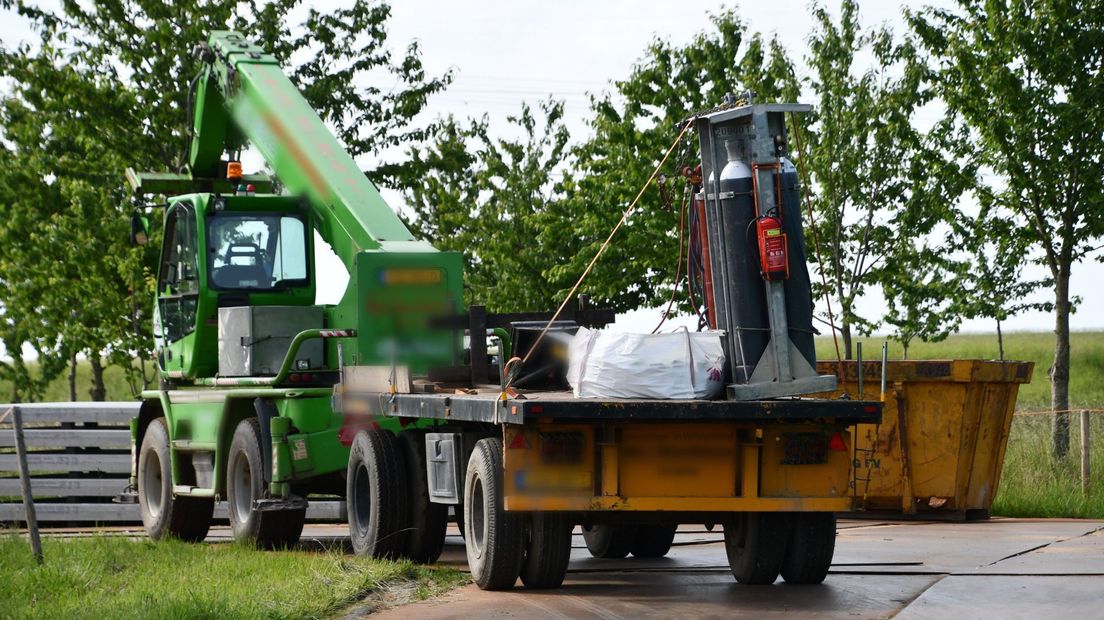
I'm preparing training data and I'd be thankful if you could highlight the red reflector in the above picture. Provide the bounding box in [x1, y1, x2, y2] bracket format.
[288, 373, 300, 383]
[828, 432, 847, 451]
[508, 432, 530, 450]
[863, 405, 878, 413]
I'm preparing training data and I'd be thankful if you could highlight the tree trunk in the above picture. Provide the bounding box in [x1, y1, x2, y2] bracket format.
[89, 355, 107, 402]
[996, 319, 1005, 361]
[841, 322, 854, 360]
[1051, 270, 1071, 458]
[68, 354, 78, 402]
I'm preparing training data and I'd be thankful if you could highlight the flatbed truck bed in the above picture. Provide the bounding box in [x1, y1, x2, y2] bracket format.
[342, 387, 882, 425]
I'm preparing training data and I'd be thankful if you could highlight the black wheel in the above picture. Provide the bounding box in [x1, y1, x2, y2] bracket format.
[138, 417, 213, 542]
[520, 513, 572, 589]
[632, 523, 677, 558]
[400, 430, 448, 563]
[582, 524, 635, 559]
[347, 428, 410, 558]
[781, 513, 836, 584]
[464, 438, 525, 590]
[227, 418, 305, 549]
[724, 512, 792, 584]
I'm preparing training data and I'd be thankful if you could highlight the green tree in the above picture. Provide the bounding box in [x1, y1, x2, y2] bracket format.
[0, 128, 72, 402]
[404, 101, 574, 312]
[558, 11, 800, 313]
[802, 0, 956, 359]
[401, 11, 800, 316]
[880, 245, 960, 359]
[0, 46, 157, 400]
[1, 0, 447, 397]
[957, 190, 1050, 361]
[910, 0, 1104, 457]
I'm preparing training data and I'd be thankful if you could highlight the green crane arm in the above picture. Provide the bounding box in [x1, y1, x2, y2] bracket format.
[187, 30, 434, 268]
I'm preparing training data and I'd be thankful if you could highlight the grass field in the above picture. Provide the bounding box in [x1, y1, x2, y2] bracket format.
[818, 330, 1104, 519]
[0, 534, 465, 619]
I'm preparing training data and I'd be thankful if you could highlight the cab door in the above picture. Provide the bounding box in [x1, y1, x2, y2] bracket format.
[156, 202, 201, 377]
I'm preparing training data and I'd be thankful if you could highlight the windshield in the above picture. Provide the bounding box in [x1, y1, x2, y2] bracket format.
[207, 214, 308, 290]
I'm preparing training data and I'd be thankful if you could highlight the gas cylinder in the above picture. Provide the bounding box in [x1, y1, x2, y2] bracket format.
[778, 157, 816, 370]
[706, 139, 770, 383]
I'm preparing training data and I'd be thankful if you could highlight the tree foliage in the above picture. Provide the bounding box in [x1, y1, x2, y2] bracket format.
[0, 0, 446, 398]
[404, 11, 801, 314]
[802, 0, 970, 358]
[909, 0, 1104, 455]
[404, 100, 574, 312]
[560, 12, 800, 313]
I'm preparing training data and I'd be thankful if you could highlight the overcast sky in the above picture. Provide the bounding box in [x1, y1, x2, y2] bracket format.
[2, 0, 1100, 335]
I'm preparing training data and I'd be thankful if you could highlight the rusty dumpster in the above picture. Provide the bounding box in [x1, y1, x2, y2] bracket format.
[816, 360, 1033, 520]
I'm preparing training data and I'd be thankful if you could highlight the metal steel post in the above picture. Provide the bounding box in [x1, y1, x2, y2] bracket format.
[11, 406, 44, 564]
[1082, 409, 1091, 495]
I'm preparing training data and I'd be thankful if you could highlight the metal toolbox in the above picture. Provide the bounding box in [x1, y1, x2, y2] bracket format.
[218, 305, 324, 377]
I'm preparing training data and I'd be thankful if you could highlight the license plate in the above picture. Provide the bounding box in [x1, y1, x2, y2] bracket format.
[781, 433, 828, 465]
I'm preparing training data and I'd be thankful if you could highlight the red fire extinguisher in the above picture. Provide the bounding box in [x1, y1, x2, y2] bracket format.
[756, 215, 789, 281]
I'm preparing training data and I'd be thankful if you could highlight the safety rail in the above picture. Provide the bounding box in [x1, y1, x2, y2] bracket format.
[197, 328, 357, 387]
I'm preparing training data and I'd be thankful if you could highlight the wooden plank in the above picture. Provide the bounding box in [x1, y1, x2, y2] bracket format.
[0, 478, 127, 498]
[0, 453, 131, 474]
[0, 502, 139, 522]
[0, 500, 345, 523]
[0, 429, 131, 449]
[0, 402, 139, 426]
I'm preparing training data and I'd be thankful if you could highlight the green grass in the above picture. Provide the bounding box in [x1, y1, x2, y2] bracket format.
[818, 330, 1104, 519]
[0, 535, 466, 620]
[990, 412, 1104, 518]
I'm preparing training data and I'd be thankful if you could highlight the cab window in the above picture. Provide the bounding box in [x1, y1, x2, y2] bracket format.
[207, 214, 308, 290]
[157, 204, 199, 342]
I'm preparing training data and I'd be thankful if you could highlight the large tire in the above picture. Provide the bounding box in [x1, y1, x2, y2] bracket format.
[347, 429, 410, 558]
[138, 417, 213, 542]
[582, 524, 635, 559]
[781, 513, 836, 584]
[520, 513, 572, 589]
[724, 512, 791, 585]
[227, 418, 305, 549]
[632, 523, 677, 558]
[464, 438, 525, 590]
[400, 430, 448, 563]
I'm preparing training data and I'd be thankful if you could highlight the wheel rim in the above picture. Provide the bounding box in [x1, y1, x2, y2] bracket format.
[471, 476, 486, 559]
[142, 447, 163, 518]
[352, 462, 371, 534]
[231, 451, 253, 524]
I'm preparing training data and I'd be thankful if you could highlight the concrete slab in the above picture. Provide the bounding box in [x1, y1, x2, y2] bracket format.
[376, 573, 942, 620]
[894, 576, 1104, 620]
[982, 527, 1104, 575]
[365, 519, 1104, 619]
[832, 518, 1104, 574]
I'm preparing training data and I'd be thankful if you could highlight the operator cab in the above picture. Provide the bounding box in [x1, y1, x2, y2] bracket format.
[206, 211, 308, 291]
[154, 193, 318, 380]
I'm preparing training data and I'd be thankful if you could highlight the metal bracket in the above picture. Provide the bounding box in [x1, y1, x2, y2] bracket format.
[253, 496, 308, 512]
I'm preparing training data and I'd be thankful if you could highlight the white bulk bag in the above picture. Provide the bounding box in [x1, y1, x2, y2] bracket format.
[566, 327, 726, 399]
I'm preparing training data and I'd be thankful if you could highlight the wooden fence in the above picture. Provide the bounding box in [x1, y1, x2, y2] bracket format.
[0, 402, 343, 524]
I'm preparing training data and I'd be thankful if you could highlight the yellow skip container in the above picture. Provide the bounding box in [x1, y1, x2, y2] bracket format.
[816, 360, 1033, 520]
